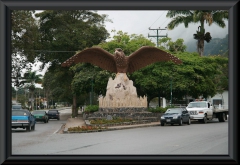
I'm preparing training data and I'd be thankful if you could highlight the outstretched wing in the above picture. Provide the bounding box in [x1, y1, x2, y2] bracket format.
[127, 46, 182, 74]
[61, 47, 117, 73]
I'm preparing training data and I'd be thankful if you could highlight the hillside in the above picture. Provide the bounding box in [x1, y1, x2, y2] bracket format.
[186, 34, 228, 57]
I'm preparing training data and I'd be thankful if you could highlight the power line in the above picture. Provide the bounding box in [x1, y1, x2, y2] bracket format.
[149, 11, 166, 27]
[137, 11, 167, 35]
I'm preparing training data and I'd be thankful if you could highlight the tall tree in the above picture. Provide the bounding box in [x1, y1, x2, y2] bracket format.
[166, 10, 228, 56]
[34, 10, 110, 117]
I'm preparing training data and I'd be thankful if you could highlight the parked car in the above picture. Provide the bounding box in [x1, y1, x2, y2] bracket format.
[12, 109, 36, 131]
[160, 108, 191, 126]
[47, 109, 60, 120]
[31, 110, 49, 123]
[12, 104, 22, 110]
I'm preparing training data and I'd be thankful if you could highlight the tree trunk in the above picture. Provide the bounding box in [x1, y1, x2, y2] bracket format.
[72, 95, 77, 117]
[198, 39, 204, 56]
[200, 39, 204, 56]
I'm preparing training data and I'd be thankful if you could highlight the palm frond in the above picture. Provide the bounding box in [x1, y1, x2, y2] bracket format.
[166, 10, 193, 18]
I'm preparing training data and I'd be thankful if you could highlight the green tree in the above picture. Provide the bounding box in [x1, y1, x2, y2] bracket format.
[131, 52, 228, 106]
[158, 37, 187, 53]
[32, 10, 111, 117]
[166, 10, 228, 56]
[33, 10, 110, 69]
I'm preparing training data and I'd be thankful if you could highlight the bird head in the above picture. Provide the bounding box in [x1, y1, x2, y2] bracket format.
[114, 48, 124, 56]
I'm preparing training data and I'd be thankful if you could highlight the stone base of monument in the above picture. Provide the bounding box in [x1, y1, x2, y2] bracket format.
[83, 73, 160, 124]
[83, 107, 161, 122]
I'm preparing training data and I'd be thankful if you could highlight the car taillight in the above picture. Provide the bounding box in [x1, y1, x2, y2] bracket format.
[199, 111, 204, 113]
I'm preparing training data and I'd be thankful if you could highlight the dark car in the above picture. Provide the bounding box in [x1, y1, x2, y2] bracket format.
[31, 110, 49, 123]
[160, 108, 191, 126]
[12, 104, 22, 110]
[12, 109, 36, 131]
[47, 109, 60, 120]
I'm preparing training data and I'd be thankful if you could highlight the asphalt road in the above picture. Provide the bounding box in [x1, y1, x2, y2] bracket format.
[12, 110, 228, 155]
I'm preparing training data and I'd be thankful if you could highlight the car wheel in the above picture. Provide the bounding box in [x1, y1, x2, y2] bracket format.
[203, 115, 207, 124]
[179, 119, 182, 126]
[44, 120, 46, 123]
[161, 122, 164, 126]
[187, 118, 191, 125]
[26, 125, 31, 132]
[171, 123, 174, 126]
[31, 124, 35, 131]
[57, 118, 60, 120]
[218, 113, 226, 122]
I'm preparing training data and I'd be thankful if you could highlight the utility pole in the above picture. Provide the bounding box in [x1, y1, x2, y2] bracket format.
[148, 27, 167, 47]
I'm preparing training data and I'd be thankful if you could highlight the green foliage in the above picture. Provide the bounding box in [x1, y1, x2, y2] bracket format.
[33, 10, 110, 68]
[84, 105, 99, 113]
[98, 30, 155, 55]
[90, 117, 133, 125]
[131, 51, 228, 103]
[158, 37, 187, 53]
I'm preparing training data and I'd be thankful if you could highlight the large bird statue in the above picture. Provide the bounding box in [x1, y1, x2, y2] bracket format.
[61, 46, 182, 79]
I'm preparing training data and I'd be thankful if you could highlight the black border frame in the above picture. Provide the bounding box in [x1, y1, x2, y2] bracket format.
[0, 0, 238, 164]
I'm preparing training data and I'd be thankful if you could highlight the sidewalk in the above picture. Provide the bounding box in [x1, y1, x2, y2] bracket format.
[63, 116, 160, 133]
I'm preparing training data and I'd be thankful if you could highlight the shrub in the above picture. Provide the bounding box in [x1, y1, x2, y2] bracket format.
[90, 118, 133, 125]
[84, 105, 99, 113]
[148, 105, 175, 113]
[68, 125, 107, 132]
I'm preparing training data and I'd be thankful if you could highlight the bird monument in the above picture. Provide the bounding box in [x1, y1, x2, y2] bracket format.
[62, 46, 182, 121]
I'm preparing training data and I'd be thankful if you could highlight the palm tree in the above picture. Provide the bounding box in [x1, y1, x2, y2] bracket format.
[22, 71, 42, 110]
[166, 10, 228, 56]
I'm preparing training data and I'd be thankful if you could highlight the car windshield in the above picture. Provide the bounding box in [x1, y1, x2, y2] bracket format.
[12, 110, 29, 116]
[32, 111, 45, 114]
[48, 110, 57, 113]
[165, 109, 182, 114]
[12, 105, 22, 109]
[188, 102, 207, 108]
